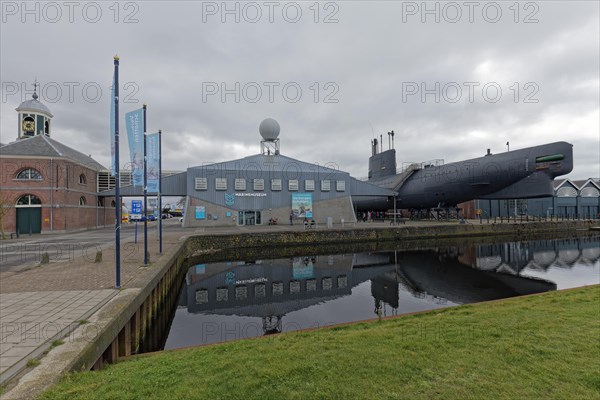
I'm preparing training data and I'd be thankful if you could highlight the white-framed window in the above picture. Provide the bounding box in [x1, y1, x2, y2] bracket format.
[235, 178, 246, 191]
[15, 168, 42, 180]
[271, 179, 282, 191]
[305, 179, 315, 191]
[215, 178, 227, 191]
[288, 179, 299, 191]
[254, 179, 264, 191]
[16, 194, 41, 205]
[336, 180, 346, 192]
[195, 177, 208, 190]
[321, 180, 330, 191]
[79, 174, 87, 185]
[79, 196, 87, 206]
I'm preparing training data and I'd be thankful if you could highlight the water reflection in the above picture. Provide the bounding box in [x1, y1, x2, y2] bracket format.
[165, 236, 599, 349]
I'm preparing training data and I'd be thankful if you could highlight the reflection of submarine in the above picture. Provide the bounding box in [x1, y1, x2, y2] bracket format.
[355, 140, 573, 211]
[386, 251, 556, 304]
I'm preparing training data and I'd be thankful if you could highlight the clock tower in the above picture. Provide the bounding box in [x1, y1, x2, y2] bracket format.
[15, 81, 54, 140]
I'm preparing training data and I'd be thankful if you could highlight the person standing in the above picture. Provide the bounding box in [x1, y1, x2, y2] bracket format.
[290, 211, 294, 225]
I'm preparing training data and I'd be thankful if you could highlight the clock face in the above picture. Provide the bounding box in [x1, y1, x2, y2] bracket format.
[22, 119, 35, 133]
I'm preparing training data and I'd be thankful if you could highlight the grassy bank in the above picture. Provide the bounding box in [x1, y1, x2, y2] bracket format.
[41, 285, 600, 400]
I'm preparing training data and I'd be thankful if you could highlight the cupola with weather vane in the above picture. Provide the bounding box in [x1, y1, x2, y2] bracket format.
[15, 80, 53, 139]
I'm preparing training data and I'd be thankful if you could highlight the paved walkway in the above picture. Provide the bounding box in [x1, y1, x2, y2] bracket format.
[0, 290, 116, 382]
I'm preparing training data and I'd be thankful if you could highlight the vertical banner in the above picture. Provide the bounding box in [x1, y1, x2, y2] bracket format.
[291, 193, 313, 218]
[146, 132, 160, 193]
[110, 72, 116, 176]
[125, 108, 144, 187]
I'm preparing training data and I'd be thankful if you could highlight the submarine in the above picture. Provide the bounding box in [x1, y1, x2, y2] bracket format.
[354, 133, 573, 212]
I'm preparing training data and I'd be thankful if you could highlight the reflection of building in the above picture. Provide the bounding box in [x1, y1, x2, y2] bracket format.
[0, 87, 115, 234]
[181, 254, 396, 334]
[467, 236, 600, 274]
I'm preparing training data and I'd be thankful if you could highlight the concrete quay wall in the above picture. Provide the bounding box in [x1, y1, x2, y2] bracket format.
[187, 221, 596, 251]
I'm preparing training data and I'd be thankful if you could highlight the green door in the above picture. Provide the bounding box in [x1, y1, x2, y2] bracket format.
[16, 208, 41, 234]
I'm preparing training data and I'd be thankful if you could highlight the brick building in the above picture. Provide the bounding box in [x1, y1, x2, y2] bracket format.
[0, 88, 115, 235]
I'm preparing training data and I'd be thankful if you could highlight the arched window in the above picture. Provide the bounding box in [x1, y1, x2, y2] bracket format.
[581, 187, 599, 198]
[111, 200, 116, 207]
[98, 198, 105, 207]
[16, 168, 43, 180]
[16, 194, 41, 206]
[557, 187, 577, 197]
[79, 196, 87, 206]
[44, 120, 50, 135]
[79, 174, 87, 185]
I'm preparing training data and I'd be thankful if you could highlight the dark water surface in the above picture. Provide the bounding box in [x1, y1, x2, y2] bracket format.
[164, 236, 599, 350]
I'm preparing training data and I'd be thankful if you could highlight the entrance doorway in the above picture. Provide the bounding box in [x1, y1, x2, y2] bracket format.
[238, 210, 262, 226]
[16, 194, 42, 234]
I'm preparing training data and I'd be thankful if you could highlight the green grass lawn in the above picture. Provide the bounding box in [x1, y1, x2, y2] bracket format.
[41, 285, 600, 400]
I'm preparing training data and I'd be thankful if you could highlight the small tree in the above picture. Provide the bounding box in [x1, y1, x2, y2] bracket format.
[0, 193, 10, 239]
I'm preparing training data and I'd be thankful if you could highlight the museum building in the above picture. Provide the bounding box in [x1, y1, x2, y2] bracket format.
[108, 119, 395, 227]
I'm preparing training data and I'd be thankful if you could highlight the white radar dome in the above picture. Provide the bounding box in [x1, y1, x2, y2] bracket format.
[259, 118, 280, 141]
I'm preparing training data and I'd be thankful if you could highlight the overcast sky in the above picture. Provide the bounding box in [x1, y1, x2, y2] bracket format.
[1, 1, 598, 180]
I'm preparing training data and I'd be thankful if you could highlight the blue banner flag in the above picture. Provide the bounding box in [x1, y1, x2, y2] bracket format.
[110, 72, 116, 176]
[125, 108, 144, 187]
[146, 132, 160, 193]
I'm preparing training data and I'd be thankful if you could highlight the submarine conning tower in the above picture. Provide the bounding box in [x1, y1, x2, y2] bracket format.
[368, 131, 397, 181]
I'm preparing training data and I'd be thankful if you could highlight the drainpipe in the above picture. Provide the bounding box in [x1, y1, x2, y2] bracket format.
[50, 158, 53, 232]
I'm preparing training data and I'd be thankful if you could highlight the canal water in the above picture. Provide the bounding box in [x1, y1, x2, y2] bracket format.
[164, 236, 600, 350]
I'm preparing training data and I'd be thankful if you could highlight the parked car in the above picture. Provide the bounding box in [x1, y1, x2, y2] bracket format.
[147, 215, 157, 221]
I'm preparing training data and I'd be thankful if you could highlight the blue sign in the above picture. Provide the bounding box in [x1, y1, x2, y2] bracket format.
[131, 200, 142, 214]
[195, 206, 205, 219]
[131, 200, 142, 220]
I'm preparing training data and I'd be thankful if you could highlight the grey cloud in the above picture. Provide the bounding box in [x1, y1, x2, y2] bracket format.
[1, 1, 598, 180]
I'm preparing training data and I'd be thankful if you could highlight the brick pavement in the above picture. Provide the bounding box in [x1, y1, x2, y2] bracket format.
[0, 290, 116, 382]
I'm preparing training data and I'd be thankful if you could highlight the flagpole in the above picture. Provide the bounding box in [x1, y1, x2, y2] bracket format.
[114, 55, 121, 289]
[143, 104, 148, 266]
[158, 129, 163, 254]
